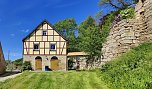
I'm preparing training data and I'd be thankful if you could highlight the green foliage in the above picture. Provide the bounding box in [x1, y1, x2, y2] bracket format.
[54, 18, 77, 36]
[79, 16, 96, 30]
[54, 18, 79, 52]
[22, 61, 32, 71]
[5, 60, 11, 66]
[99, 43, 152, 89]
[99, 0, 134, 11]
[13, 58, 23, 65]
[5, 60, 13, 70]
[68, 58, 75, 69]
[100, 12, 116, 43]
[66, 30, 79, 52]
[120, 8, 135, 19]
[78, 16, 102, 57]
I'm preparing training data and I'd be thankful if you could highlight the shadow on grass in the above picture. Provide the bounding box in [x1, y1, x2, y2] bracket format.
[0, 71, 21, 77]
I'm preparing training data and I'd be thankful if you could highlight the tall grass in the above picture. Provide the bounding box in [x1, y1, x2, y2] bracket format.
[100, 43, 152, 89]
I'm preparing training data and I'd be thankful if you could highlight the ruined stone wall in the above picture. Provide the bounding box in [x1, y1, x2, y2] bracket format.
[101, 0, 152, 63]
[142, 0, 152, 42]
[101, 19, 140, 62]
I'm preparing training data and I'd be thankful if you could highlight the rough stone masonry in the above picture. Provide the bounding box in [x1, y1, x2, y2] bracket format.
[101, 0, 152, 64]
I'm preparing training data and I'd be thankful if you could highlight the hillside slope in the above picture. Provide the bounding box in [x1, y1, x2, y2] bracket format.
[100, 43, 152, 89]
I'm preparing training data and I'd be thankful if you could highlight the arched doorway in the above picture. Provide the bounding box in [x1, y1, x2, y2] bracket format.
[35, 56, 42, 70]
[50, 56, 59, 70]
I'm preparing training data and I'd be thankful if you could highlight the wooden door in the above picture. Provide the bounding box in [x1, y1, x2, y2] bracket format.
[35, 59, 42, 70]
[51, 60, 59, 71]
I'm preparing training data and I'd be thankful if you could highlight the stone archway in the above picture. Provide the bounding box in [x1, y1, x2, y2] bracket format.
[50, 56, 59, 71]
[35, 56, 42, 70]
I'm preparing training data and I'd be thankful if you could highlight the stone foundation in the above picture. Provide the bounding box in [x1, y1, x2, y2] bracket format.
[23, 55, 67, 71]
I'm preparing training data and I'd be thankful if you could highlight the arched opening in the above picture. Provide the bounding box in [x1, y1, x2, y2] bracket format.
[50, 56, 59, 70]
[35, 56, 42, 59]
[35, 56, 42, 70]
[51, 56, 58, 60]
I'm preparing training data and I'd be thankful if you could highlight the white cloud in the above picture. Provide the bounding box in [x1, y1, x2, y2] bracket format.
[21, 29, 29, 33]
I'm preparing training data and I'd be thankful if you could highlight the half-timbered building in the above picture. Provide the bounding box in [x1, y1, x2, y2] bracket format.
[23, 20, 67, 71]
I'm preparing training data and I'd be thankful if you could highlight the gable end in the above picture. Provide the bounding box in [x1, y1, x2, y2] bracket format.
[22, 19, 68, 42]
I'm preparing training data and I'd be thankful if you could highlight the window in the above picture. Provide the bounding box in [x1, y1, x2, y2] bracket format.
[42, 30, 47, 36]
[50, 44, 56, 51]
[34, 44, 39, 51]
[141, 0, 145, 3]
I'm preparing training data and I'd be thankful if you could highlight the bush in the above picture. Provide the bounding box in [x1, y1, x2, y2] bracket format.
[22, 61, 32, 71]
[120, 8, 135, 19]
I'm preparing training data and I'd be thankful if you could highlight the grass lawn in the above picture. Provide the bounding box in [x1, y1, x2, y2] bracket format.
[0, 71, 107, 89]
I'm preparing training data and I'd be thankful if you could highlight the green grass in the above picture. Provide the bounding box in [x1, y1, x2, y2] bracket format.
[0, 71, 107, 89]
[100, 43, 152, 89]
[1, 43, 152, 89]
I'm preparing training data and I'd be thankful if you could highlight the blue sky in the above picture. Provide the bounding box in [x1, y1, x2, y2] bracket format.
[0, 0, 100, 61]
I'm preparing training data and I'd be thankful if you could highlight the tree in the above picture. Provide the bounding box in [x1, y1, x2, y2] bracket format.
[99, 0, 135, 10]
[54, 18, 77, 37]
[13, 58, 23, 66]
[78, 16, 102, 67]
[5, 60, 13, 71]
[97, 0, 136, 19]
[54, 18, 79, 52]
[78, 16, 96, 53]
[79, 16, 96, 30]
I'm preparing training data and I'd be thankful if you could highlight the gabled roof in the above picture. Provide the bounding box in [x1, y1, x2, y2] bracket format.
[22, 19, 68, 42]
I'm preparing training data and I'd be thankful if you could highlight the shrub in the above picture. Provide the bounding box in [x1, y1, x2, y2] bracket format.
[22, 61, 32, 71]
[68, 58, 75, 70]
[120, 8, 135, 19]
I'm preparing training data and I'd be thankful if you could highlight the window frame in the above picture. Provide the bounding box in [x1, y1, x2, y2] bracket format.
[42, 30, 48, 36]
[33, 43, 40, 51]
[50, 43, 56, 51]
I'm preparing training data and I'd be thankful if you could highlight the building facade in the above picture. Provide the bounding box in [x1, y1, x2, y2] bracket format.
[0, 42, 6, 74]
[23, 20, 67, 71]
